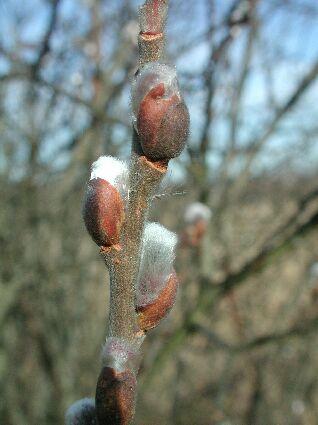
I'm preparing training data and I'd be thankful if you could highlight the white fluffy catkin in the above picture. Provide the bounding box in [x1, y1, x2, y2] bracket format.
[137, 222, 178, 306]
[65, 398, 97, 425]
[131, 62, 180, 129]
[90, 156, 128, 196]
[184, 202, 212, 224]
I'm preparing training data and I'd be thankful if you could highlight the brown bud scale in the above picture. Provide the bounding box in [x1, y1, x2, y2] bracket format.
[95, 366, 137, 425]
[83, 178, 125, 247]
[137, 83, 190, 161]
[137, 271, 179, 331]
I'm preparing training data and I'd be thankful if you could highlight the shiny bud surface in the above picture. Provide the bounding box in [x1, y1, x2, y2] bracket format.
[95, 367, 137, 425]
[132, 63, 189, 161]
[137, 271, 178, 331]
[83, 178, 125, 247]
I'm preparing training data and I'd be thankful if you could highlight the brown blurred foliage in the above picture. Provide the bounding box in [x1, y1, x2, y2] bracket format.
[1, 0, 318, 424]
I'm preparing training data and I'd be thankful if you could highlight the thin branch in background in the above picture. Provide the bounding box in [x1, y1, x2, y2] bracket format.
[197, 0, 253, 160]
[1, 1, 318, 423]
[194, 314, 318, 352]
[31, 0, 61, 78]
[232, 56, 318, 190]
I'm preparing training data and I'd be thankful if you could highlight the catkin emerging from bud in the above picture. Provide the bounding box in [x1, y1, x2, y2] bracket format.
[82, 156, 128, 247]
[136, 223, 179, 330]
[137, 222, 177, 306]
[90, 156, 128, 197]
[137, 271, 178, 331]
[131, 62, 189, 161]
[96, 338, 139, 425]
[184, 202, 212, 224]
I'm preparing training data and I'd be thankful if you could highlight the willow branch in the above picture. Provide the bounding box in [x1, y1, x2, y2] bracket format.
[95, 1, 171, 424]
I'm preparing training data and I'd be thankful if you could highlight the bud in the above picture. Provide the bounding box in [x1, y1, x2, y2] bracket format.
[137, 271, 178, 331]
[184, 202, 212, 225]
[131, 63, 189, 161]
[95, 338, 139, 425]
[95, 367, 136, 425]
[82, 156, 127, 247]
[182, 202, 212, 247]
[136, 222, 178, 330]
[65, 398, 97, 425]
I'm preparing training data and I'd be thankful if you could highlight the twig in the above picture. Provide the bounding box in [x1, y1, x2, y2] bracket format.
[193, 315, 318, 352]
[31, 0, 61, 78]
[69, 1, 189, 424]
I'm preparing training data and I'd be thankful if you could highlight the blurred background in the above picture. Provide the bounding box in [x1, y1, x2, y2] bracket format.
[1, 0, 318, 424]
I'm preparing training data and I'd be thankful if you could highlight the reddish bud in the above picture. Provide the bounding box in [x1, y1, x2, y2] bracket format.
[137, 271, 179, 331]
[95, 366, 136, 425]
[132, 63, 189, 161]
[83, 178, 125, 247]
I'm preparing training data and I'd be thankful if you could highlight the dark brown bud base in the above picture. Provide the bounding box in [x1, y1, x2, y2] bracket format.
[83, 178, 125, 247]
[137, 271, 179, 331]
[95, 367, 137, 425]
[137, 83, 190, 161]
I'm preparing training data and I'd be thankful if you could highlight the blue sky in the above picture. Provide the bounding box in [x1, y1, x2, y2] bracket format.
[0, 0, 317, 180]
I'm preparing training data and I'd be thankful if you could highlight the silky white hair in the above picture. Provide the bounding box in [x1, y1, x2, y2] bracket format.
[131, 62, 179, 129]
[65, 398, 96, 425]
[90, 156, 128, 196]
[184, 202, 212, 224]
[137, 222, 178, 306]
[101, 337, 139, 372]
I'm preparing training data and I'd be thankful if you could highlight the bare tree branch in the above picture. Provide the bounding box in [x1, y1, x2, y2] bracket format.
[30, 0, 61, 78]
[194, 315, 318, 352]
